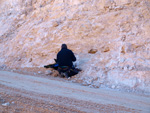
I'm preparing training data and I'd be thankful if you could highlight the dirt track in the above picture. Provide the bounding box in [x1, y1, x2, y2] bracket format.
[0, 70, 150, 113]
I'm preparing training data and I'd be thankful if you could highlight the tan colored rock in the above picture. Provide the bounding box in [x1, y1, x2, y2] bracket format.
[121, 46, 125, 54]
[88, 49, 98, 54]
[52, 70, 59, 77]
[102, 46, 110, 53]
[52, 21, 59, 27]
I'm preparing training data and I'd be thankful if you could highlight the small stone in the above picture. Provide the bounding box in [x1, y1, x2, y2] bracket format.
[92, 83, 101, 88]
[82, 82, 88, 86]
[45, 70, 52, 75]
[111, 85, 116, 89]
[121, 35, 126, 41]
[88, 49, 98, 54]
[128, 66, 133, 71]
[121, 46, 125, 54]
[2, 102, 10, 106]
[116, 86, 120, 89]
[38, 71, 41, 74]
[29, 58, 32, 62]
[114, 6, 124, 10]
[52, 21, 59, 27]
[89, 85, 94, 88]
[51, 70, 59, 77]
[94, 85, 100, 88]
[124, 66, 128, 71]
[68, 77, 71, 80]
[103, 47, 110, 52]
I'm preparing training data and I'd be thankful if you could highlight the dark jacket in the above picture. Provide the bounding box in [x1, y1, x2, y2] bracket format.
[57, 48, 76, 67]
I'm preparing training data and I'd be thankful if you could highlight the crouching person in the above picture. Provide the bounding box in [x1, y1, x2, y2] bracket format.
[57, 44, 76, 78]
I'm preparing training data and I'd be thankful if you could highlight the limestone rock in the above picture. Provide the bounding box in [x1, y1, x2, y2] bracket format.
[45, 70, 52, 75]
[0, 0, 150, 93]
[2, 102, 10, 106]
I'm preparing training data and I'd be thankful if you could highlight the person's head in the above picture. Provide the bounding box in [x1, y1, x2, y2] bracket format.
[61, 44, 67, 49]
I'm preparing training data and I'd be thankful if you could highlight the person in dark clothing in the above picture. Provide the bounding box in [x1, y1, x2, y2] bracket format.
[44, 44, 80, 78]
[57, 44, 76, 78]
[57, 44, 76, 67]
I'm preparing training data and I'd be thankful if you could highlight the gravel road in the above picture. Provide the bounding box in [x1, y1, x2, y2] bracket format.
[0, 70, 150, 113]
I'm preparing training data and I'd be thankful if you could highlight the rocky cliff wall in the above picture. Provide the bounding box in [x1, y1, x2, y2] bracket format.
[0, 0, 150, 93]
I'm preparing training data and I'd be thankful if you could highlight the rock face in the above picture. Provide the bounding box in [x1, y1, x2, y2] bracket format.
[0, 0, 150, 93]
